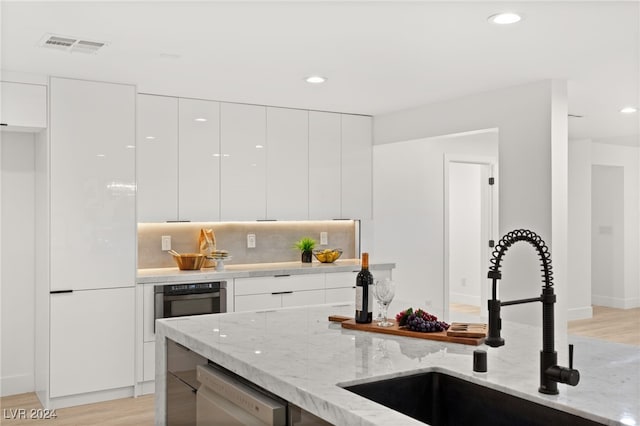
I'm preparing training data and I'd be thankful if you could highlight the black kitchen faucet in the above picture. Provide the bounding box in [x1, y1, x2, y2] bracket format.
[485, 229, 580, 395]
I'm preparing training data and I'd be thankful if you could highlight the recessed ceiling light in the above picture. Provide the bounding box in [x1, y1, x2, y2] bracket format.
[488, 12, 522, 25]
[255, 144, 264, 149]
[145, 136, 156, 140]
[306, 75, 326, 84]
[194, 118, 207, 122]
[620, 106, 637, 114]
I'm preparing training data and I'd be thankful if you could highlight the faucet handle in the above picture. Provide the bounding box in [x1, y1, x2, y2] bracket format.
[569, 344, 574, 369]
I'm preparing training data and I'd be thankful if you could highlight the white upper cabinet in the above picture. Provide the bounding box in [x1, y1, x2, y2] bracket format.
[220, 102, 267, 221]
[137, 95, 179, 222]
[0, 81, 47, 130]
[309, 111, 342, 220]
[178, 98, 221, 221]
[49, 77, 136, 291]
[341, 114, 373, 219]
[266, 107, 309, 220]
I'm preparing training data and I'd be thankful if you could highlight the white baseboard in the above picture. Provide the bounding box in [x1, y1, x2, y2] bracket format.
[567, 306, 593, 321]
[0, 373, 35, 397]
[450, 292, 481, 307]
[136, 381, 155, 396]
[592, 295, 640, 309]
[45, 386, 135, 410]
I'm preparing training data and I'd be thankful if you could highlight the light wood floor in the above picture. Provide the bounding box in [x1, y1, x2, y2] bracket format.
[0, 393, 154, 425]
[1, 305, 637, 425]
[450, 303, 640, 346]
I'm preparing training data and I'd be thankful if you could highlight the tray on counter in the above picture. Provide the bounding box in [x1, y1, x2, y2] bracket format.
[328, 315, 486, 346]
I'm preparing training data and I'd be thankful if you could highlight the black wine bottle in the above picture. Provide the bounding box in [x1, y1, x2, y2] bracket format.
[355, 252, 373, 323]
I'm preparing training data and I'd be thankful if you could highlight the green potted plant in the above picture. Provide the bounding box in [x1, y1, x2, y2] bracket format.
[294, 237, 316, 263]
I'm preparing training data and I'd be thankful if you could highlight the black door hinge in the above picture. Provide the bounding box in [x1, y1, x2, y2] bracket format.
[488, 177, 495, 186]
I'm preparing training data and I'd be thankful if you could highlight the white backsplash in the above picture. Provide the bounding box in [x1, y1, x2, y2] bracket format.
[138, 220, 357, 268]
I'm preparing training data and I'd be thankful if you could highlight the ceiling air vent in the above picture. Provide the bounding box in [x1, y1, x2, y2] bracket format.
[39, 33, 107, 54]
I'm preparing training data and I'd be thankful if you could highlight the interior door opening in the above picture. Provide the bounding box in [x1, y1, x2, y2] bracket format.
[445, 158, 497, 321]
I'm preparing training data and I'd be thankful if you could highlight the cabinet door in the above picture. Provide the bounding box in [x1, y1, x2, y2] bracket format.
[220, 102, 267, 221]
[309, 111, 341, 219]
[0, 81, 47, 129]
[143, 285, 156, 342]
[137, 94, 178, 222]
[50, 77, 136, 291]
[341, 114, 372, 219]
[282, 289, 325, 307]
[235, 293, 281, 312]
[50, 287, 135, 398]
[178, 98, 221, 221]
[266, 107, 308, 220]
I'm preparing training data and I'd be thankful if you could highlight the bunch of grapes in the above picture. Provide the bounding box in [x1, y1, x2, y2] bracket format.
[396, 307, 450, 333]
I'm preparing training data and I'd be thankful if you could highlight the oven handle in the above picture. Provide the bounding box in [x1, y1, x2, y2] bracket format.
[163, 292, 221, 302]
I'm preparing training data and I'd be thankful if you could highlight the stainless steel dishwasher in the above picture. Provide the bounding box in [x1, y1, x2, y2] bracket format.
[196, 364, 287, 426]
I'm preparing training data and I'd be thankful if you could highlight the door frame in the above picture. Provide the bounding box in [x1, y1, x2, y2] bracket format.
[443, 154, 498, 321]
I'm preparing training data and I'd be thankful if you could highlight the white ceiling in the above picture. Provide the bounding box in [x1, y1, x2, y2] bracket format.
[1, 1, 638, 144]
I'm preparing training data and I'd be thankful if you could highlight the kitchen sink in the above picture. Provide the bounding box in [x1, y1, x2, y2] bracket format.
[342, 371, 603, 426]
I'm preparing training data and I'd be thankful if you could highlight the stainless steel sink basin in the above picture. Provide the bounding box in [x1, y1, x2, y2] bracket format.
[342, 371, 603, 426]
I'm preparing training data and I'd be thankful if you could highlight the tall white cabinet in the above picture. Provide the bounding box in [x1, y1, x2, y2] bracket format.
[137, 94, 178, 222]
[220, 102, 267, 221]
[309, 111, 342, 219]
[341, 114, 372, 220]
[37, 77, 136, 408]
[266, 107, 309, 220]
[178, 98, 221, 221]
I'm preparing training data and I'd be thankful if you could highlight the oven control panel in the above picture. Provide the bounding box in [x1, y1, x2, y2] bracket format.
[163, 282, 224, 296]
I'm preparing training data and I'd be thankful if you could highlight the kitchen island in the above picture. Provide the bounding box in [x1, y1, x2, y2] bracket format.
[155, 301, 639, 425]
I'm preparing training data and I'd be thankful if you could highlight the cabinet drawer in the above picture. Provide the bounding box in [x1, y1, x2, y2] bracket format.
[235, 293, 281, 312]
[281, 289, 325, 307]
[234, 274, 325, 295]
[325, 271, 359, 289]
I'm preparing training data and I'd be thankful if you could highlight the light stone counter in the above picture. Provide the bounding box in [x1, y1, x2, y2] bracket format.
[137, 259, 395, 284]
[155, 300, 639, 425]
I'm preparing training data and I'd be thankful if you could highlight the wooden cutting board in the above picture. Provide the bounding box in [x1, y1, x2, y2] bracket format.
[328, 316, 485, 346]
[447, 322, 488, 338]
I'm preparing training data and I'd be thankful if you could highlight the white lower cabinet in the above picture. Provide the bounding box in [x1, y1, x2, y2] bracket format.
[50, 287, 135, 398]
[143, 341, 155, 382]
[234, 275, 325, 312]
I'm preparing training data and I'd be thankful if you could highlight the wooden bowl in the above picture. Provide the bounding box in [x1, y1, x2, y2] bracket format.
[171, 253, 206, 270]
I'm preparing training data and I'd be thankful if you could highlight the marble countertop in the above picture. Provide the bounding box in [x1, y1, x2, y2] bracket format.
[155, 300, 639, 425]
[137, 259, 395, 284]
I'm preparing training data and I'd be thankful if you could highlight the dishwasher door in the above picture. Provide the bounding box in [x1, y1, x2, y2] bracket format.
[196, 365, 286, 426]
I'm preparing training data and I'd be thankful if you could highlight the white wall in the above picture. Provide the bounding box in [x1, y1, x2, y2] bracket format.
[591, 165, 626, 307]
[374, 80, 569, 331]
[567, 139, 639, 317]
[591, 143, 640, 308]
[1, 131, 36, 396]
[372, 131, 498, 311]
[449, 162, 483, 306]
[568, 140, 593, 319]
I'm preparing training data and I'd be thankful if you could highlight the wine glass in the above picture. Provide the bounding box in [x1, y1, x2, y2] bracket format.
[374, 278, 396, 327]
[371, 280, 383, 325]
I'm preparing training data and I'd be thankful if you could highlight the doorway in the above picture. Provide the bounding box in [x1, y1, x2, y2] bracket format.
[444, 157, 497, 321]
[591, 165, 625, 308]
